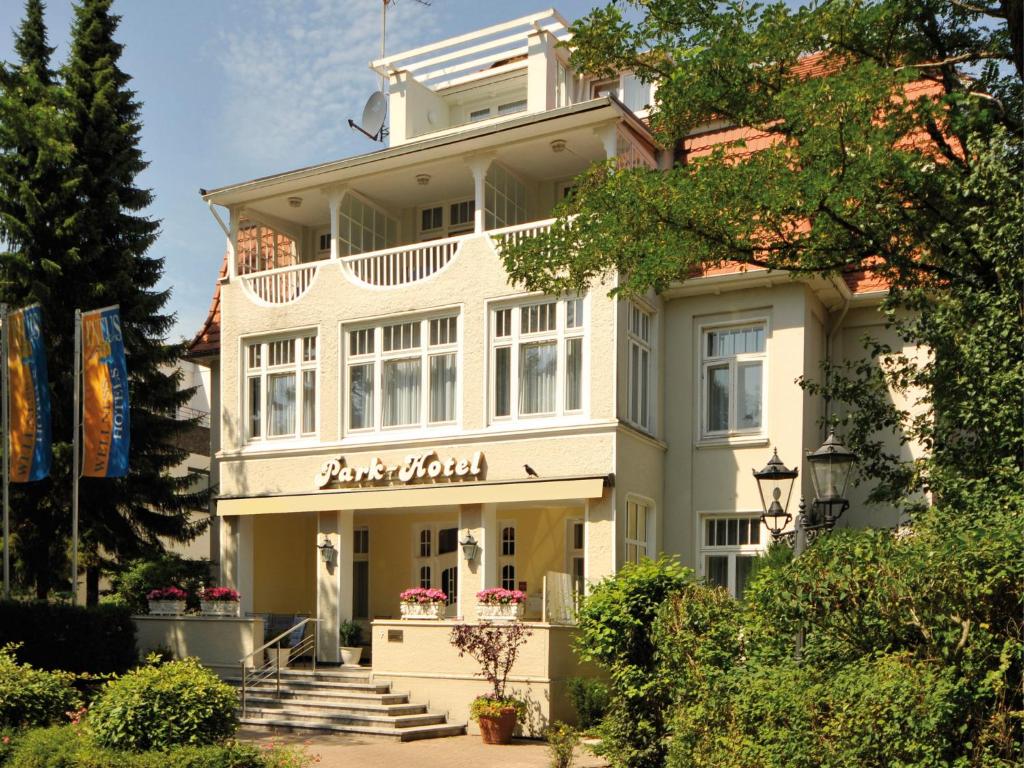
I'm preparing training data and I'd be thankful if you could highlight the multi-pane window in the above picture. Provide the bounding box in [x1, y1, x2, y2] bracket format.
[245, 334, 317, 441]
[568, 520, 585, 599]
[419, 199, 474, 240]
[701, 323, 766, 437]
[483, 164, 526, 230]
[627, 303, 652, 431]
[491, 298, 585, 422]
[625, 499, 651, 564]
[500, 524, 516, 590]
[338, 194, 399, 256]
[701, 516, 764, 599]
[345, 315, 458, 432]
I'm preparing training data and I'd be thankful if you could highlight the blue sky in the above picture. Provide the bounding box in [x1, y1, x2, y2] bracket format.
[0, 1, 607, 343]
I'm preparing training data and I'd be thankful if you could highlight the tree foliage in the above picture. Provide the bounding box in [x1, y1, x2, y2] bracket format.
[0, 0, 209, 600]
[502, 0, 1023, 509]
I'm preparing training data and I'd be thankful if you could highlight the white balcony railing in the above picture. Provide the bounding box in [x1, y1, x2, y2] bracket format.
[242, 261, 318, 304]
[341, 237, 465, 287]
[489, 218, 557, 253]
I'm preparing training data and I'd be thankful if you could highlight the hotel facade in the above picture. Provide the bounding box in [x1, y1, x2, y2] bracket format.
[184, 9, 919, 730]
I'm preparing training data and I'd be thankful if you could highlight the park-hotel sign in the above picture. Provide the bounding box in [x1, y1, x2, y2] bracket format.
[315, 450, 484, 490]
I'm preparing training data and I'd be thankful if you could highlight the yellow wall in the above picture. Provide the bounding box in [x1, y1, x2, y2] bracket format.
[252, 512, 316, 614]
[500, 506, 580, 598]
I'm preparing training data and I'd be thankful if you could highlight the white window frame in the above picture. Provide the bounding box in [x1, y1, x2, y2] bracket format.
[499, 521, 517, 590]
[417, 196, 476, 241]
[343, 311, 461, 436]
[626, 301, 654, 433]
[624, 496, 654, 565]
[697, 513, 766, 598]
[243, 331, 319, 445]
[412, 523, 459, 609]
[488, 296, 587, 425]
[698, 318, 768, 442]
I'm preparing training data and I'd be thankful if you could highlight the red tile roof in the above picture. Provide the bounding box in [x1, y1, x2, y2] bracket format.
[186, 252, 225, 359]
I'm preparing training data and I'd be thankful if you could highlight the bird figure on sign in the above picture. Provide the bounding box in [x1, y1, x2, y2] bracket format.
[524, 464, 539, 478]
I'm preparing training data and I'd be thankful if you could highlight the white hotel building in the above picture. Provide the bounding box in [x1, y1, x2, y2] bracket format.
[179, 9, 916, 732]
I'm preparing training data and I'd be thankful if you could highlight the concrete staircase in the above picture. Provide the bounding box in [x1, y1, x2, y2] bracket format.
[231, 667, 466, 741]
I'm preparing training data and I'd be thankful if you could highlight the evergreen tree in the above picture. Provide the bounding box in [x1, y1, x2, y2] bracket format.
[62, 0, 206, 604]
[0, 0, 76, 598]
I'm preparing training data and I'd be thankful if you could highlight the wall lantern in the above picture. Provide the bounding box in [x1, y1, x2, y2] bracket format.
[752, 448, 799, 539]
[317, 537, 335, 565]
[460, 532, 479, 562]
[806, 430, 857, 530]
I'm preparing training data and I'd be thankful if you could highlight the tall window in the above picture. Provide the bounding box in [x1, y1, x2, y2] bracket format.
[490, 298, 585, 422]
[245, 334, 317, 442]
[567, 520, 585, 598]
[701, 323, 766, 438]
[627, 303, 652, 431]
[346, 315, 458, 433]
[416, 527, 432, 588]
[483, 164, 526, 230]
[500, 524, 516, 590]
[625, 499, 651, 564]
[353, 528, 369, 620]
[337, 194, 398, 256]
[700, 515, 764, 599]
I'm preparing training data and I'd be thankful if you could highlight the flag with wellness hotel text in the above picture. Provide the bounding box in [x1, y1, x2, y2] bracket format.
[82, 305, 130, 478]
[6, 304, 52, 482]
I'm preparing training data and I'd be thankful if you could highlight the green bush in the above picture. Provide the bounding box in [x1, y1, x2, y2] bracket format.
[574, 556, 690, 768]
[87, 658, 237, 751]
[0, 603, 136, 675]
[545, 721, 580, 768]
[5, 726, 312, 768]
[107, 555, 212, 614]
[565, 677, 609, 731]
[0, 645, 81, 729]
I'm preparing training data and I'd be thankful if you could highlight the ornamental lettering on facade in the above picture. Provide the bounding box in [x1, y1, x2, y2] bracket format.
[315, 451, 485, 490]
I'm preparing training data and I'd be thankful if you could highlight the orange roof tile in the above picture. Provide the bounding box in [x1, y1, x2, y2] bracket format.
[186, 252, 225, 359]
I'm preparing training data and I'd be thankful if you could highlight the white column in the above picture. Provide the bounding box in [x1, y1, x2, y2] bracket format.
[594, 123, 619, 161]
[327, 189, 347, 260]
[317, 510, 354, 663]
[221, 515, 254, 617]
[227, 206, 240, 279]
[480, 503, 497, 591]
[466, 155, 494, 233]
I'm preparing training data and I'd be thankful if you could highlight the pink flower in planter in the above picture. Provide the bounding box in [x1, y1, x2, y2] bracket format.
[399, 587, 448, 604]
[476, 588, 527, 605]
[146, 586, 187, 601]
[200, 587, 241, 602]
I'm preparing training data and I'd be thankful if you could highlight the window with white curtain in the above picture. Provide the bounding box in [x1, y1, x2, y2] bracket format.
[245, 333, 317, 442]
[701, 323, 766, 438]
[345, 314, 458, 433]
[490, 298, 585, 422]
[627, 303, 652, 431]
[700, 515, 765, 599]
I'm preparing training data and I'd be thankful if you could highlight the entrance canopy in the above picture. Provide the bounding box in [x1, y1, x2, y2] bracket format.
[217, 474, 609, 516]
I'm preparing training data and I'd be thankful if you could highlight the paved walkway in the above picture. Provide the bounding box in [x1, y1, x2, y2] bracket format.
[238, 728, 609, 768]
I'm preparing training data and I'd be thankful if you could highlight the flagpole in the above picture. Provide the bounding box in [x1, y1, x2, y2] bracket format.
[2, 303, 10, 600]
[71, 309, 81, 606]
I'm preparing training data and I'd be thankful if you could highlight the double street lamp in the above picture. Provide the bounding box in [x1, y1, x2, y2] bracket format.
[753, 430, 857, 555]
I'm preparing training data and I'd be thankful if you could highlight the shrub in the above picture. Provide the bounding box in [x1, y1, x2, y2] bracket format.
[574, 556, 690, 768]
[87, 658, 237, 751]
[107, 555, 212, 614]
[565, 677, 609, 731]
[0, 645, 81, 729]
[338, 621, 362, 648]
[545, 722, 579, 768]
[0, 603, 136, 675]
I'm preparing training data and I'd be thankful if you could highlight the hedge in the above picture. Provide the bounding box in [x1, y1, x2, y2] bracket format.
[0, 645, 81, 729]
[0, 602, 136, 675]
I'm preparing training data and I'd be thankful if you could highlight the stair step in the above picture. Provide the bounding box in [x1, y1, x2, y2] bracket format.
[240, 678, 391, 694]
[241, 707, 447, 728]
[239, 717, 467, 742]
[242, 695, 426, 716]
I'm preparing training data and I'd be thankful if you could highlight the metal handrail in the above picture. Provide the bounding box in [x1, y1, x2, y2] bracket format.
[239, 617, 319, 716]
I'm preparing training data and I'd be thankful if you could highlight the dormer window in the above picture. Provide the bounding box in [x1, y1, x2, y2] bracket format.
[497, 99, 527, 116]
[469, 107, 491, 122]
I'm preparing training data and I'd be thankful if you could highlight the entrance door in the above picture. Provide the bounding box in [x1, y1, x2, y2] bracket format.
[437, 527, 459, 617]
[353, 527, 370, 629]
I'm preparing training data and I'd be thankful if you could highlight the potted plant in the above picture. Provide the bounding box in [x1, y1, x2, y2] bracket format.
[339, 620, 363, 666]
[476, 587, 527, 621]
[399, 587, 448, 620]
[450, 621, 533, 744]
[146, 586, 187, 616]
[199, 586, 241, 617]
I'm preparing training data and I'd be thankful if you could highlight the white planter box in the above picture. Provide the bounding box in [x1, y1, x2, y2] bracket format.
[400, 602, 446, 620]
[340, 646, 363, 666]
[147, 600, 186, 616]
[200, 601, 240, 617]
[476, 602, 525, 621]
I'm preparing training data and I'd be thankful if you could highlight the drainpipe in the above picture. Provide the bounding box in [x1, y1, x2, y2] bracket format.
[825, 278, 851, 423]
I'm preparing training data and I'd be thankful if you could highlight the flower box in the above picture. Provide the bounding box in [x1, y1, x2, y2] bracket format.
[476, 602, 525, 621]
[400, 602, 446, 620]
[147, 600, 186, 616]
[200, 601, 240, 617]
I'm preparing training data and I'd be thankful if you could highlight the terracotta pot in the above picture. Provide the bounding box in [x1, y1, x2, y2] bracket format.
[478, 707, 517, 745]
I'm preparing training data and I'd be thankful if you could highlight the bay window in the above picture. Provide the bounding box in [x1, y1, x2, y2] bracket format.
[346, 314, 458, 433]
[490, 298, 585, 422]
[701, 323, 766, 438]
[700, 515, 765, 599]
[245, 333, 317, 442]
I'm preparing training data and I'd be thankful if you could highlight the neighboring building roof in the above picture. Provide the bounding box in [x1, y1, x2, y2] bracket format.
[186, 253, 225, 360]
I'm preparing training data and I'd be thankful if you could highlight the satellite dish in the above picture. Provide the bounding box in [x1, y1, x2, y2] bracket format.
[348, 91, 388, 142]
